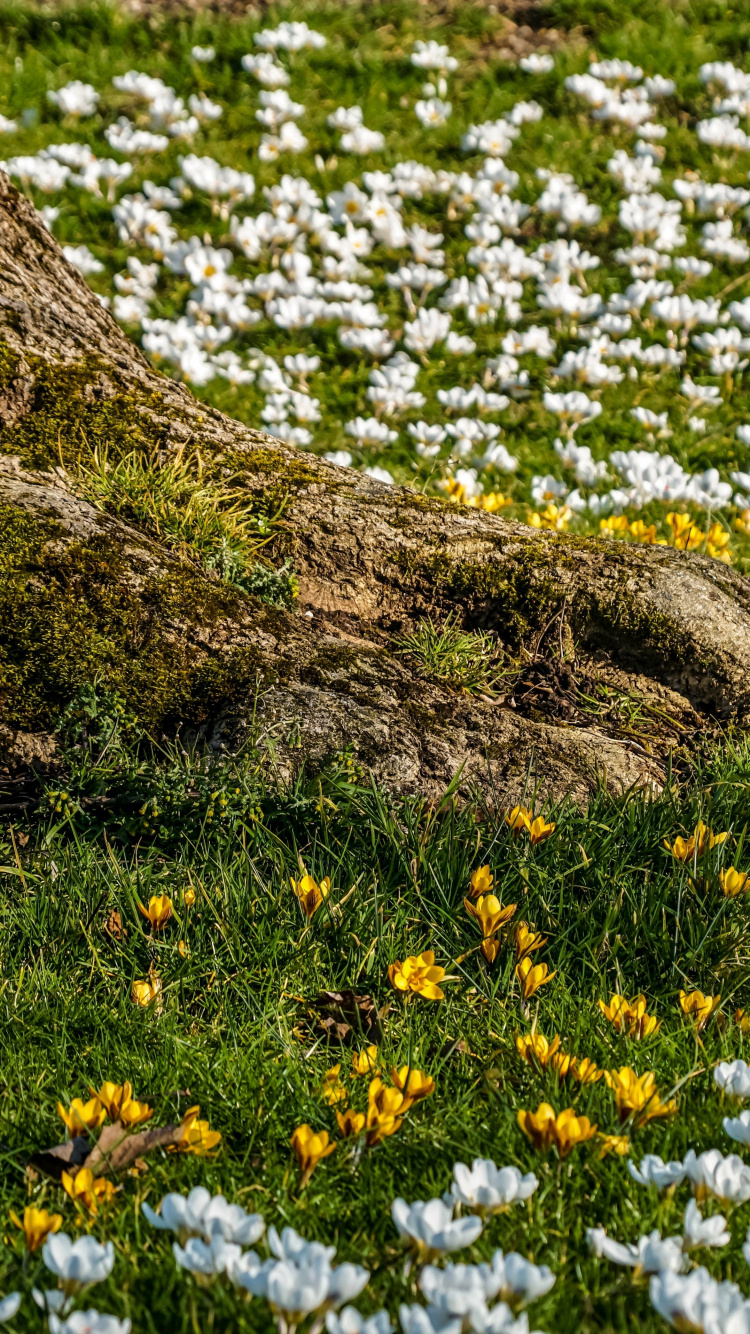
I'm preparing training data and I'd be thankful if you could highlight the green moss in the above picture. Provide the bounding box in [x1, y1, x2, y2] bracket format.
[0, 502, 274, 734]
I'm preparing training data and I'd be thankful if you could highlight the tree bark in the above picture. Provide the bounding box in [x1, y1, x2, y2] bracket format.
[2, 170, 749, 806]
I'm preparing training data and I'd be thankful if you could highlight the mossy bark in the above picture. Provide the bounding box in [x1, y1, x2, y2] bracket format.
[2, 169, 750, 805]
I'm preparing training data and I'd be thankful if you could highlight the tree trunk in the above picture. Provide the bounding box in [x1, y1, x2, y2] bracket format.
[1, 170, 749, 806]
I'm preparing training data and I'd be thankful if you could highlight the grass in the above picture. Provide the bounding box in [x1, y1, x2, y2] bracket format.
[394, 612, 506, 696]
[4, 704, 750, 1331]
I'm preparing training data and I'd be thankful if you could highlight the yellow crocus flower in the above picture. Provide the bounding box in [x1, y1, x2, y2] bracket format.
[57, 1096, 106, 1137]
[365, 1078, 408, 1145]
[469, 864, 494, 898]
[720, 867, 750, 898]
[572, 1057, 604, 1085]
[10, 1205, 62, 1252]
[92, 1081, 133, 1120]
[517, 1103, 596, 1157]
[388, 952, 446, 1000]
[679, 989, 721, 1032]
[516, 956, 556, 1001]
[336, 1107, 366, 1138]
[515, 1031, 561, 1068]
[61, 1167, 117, 1215]
[320, 1065, 347, 1106]
[138, 894, 173, 932]
[515, 922, 548, 960]
[352, 1045, 379, 1077]
[390, 1065, 435, 1109]
[598, 1134, 631, 1159]
[291, 1124, 336, 1185]
[506, 806, 532, 835]
[598, 993, 660, 1040]
[464, 894, 517, 939]
[529, 816, 556, 845]
[291, 874, 331, 920]
[605, 1067, 677, 1127]
[132, 977, 160, 1007]
[183, 888, 196, 908]
[170, 1104, 221, 1156]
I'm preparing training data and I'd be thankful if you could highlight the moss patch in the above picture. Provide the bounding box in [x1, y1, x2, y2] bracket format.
[0, 501, 273, 734]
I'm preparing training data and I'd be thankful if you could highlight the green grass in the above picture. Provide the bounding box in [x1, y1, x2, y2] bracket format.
[4, 717, 750, 1331]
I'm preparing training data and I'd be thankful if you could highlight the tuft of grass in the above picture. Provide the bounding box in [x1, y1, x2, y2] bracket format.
[395, 612, 506, 695]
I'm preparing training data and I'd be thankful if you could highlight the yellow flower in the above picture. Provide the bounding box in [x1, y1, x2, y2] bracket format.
[598, 1134, 631, 1159]
[132, 977, 160, 1007]
[336, 1107, 366, 1138]
[183, 888, 196, 908]
[516, 956, 556, 1001]
[720, 867, 750, 898]
[736, 1008, 750, 1034]
[572, 1057, 604, 1085]
[515, 1031, 561, 1068]
[57, 1096, 106, 1137]
[598, 994, 660, 1040]
[464, 894, 517, 939]
[600, 515, 630, 537]
[529, 816, 556, 845]
[10, 1205, 62, 1251]
[137, 894, 173, 931]
[178, 940, 188, 959]
[664, 834, 696, 862]
[506, 806, 532, 835]
[482, 938, 501, 964]
[679, 989, 721, 1032]
[528, 504, 571, 532]
[320, 1065, 347, 1106]
[291, 874, 331, 920]
[352, 1045, 380, 1077]
[517, 1103, 597, 1157]
[365, 1078, 408, 1146]
[390, 1066, 435, 1110]
[664, 822, 728, 862]
[61, 1167, 117, 1216]
[469, 864, 494, 898]
[171, 1104, 221, 1156]
[629, 520, 663, 546]
[91, 1081, 133, 1120]
[388, 951, 446, 1000]
[291, 1124, 336, 1184]
[604, 1067, 677, 1127]
[515, 922, 548, 960]
[666, 512, 702, 550]
[549, 1049, 576, 1078]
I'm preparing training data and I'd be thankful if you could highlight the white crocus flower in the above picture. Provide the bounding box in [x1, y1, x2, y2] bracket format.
[650, 1267, 748, 1332]
[587, 1228, 687, 1275]
[326, 1310, 392, 1334]
[682, 1200, 730, 1252]
[715, 1060, 750, 1099]
[173, 1236, 242, 1278]
[49, 1314, 131, 1334]
[450, 1162, 539, 1217]
[683, 1149, 750, 1204]
[0, 1295, 20, 1323]
[487, 1252, 556, 1305]
[42, 1236, 115, 1294]
[723, 1110, 750, 1146]
[392, 1199, 483, 1260]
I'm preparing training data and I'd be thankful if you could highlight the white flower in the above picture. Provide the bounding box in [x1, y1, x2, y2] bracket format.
[0, 1296, 20, 1324]
[403, 308, 451, 353]
[682, 1200, 730, 1252]
[340, 126, 385, 154]
[392, 1199, 483, 1259]
[241, 52, 290, 86]
[488, 1251, 556, 1305]
[143, 1188, 264, 1245]
[191, 46, 215, 61]
[173, 1236, 242, 1278]
[43, 1236, 115, 1293]
[47, 81, 99, 117]
[364, 466, 395, 485]
[586, 1228, 687, 1275]
[445, 333, 476, 355]
[324, 451, 354, 468]
[254, 21, 326, 51]
[326, 1310, 392, 1334]
[684, 1149, 750, 1204]
[415, 99, 452, 128]
[410, 41, 458, 73]
[49, 1313, 131, 1334]
[0, 113, 18, 134]
[628, 1154, 687, 1190]
[715, 1060, 750, 1099]
[520, 54, 554, 73]
[346, 417, 398, 445]
[650, 1266, 748, 1333]
[327, 106, 363, 131]
[62, 245, 104, 276]
[723, 1109, 750, 1146]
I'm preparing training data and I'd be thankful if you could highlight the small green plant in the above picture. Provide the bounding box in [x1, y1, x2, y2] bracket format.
[395, 612, 505, 695]
[240, 558, 300, 610]
[75, 446, 275, 582]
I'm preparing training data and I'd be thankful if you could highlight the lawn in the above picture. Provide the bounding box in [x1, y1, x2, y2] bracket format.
[5, 1, 750, 1331]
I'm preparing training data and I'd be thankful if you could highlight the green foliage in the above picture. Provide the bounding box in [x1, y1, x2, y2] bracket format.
[395, 611, 505, 694]
[237, 557, 300, 608]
